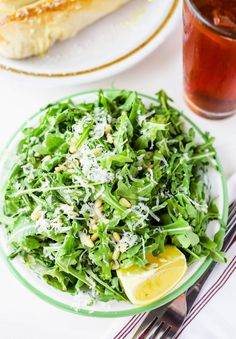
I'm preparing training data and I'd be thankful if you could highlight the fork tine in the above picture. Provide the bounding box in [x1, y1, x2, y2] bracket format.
[162, 326, 176, 339]
[135, 318, 161, 339]
[132, 312, 159, 339]
[148, 322, 170, 339]
[138, 317, 160, 339]
[159, 327, 172, 339]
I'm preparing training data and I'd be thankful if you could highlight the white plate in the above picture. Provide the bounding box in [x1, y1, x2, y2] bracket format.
[0, 0, 180, 85]
[0, 90, 228, 317]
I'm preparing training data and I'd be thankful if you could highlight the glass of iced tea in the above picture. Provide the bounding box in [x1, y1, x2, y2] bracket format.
[183, 0, 236, 119]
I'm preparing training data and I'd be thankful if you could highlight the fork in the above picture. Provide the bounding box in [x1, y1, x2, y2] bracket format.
[133, 202, 236, 339]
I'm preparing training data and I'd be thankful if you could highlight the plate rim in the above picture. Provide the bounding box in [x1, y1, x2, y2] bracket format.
[0, 89, 229, 318]
[0, 0, 180, 78]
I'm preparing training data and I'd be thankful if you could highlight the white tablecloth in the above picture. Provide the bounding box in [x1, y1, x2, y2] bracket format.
[0, 25, 235, 339]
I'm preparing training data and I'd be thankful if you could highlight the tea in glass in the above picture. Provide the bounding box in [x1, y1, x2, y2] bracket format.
[183, 0, 236, 119]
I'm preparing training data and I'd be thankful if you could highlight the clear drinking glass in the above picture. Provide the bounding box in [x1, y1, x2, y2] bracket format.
[183, 0, 236, 119]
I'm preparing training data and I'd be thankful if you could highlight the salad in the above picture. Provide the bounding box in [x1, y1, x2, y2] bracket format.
[1, 90, 225, 305]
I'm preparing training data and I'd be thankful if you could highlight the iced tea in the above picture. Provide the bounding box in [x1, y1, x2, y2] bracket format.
[183, 0, 236, 119]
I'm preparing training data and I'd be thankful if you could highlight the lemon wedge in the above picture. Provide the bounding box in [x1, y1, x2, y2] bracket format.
[117, 246, 187, 306]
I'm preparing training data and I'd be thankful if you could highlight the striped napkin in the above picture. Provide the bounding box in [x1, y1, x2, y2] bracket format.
[107, 242, 235, 339]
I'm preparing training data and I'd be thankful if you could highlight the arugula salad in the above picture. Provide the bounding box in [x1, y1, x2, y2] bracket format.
[1, 90, 224, 303]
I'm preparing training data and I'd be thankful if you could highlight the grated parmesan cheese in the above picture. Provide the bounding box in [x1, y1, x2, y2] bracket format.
[118, 232, 138, 250]
[74, 144, 114, 184]
[56, 204, 78, 220]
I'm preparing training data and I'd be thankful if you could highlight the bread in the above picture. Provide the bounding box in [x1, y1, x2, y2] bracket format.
[0, 0, 131, 59]
[0, 1, 37, 17]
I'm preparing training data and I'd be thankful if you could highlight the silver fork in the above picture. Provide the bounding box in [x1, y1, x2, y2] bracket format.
[133, 202, 236, 339]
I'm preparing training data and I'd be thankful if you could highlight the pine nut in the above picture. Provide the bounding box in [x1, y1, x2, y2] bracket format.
[107, 133, 113, 144]
[105, 124, 112, 134]
[119, 198, 131, 208]
[91, 233, 99, 242]
[94, 199, 103, 208]
[94, 208, 102, 219]
[69, 144, 77, 154]
[112, 232, 121, 243]
[54, 166, 62, 173]
[31, 209, 42, 221]
[73, 159, 80, 167]
[112, 248, 120, 261]
[79, 232, 94, 248]
[111, 261, 120, 270]
[93, 148, 102, 156]
[89, 219, 97, 232]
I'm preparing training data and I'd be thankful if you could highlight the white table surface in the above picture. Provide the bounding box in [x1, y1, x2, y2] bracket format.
[0, 25, 235, 339]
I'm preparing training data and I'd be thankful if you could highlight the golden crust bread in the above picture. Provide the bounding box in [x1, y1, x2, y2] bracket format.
[0, 1, 37, 13]
[0, 0, 131, 59]
[0, 1, 38, 20]
[0, 0, 37, 8]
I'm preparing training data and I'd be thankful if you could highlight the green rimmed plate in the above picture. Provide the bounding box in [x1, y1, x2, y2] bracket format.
[0, 90, 228, 318]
